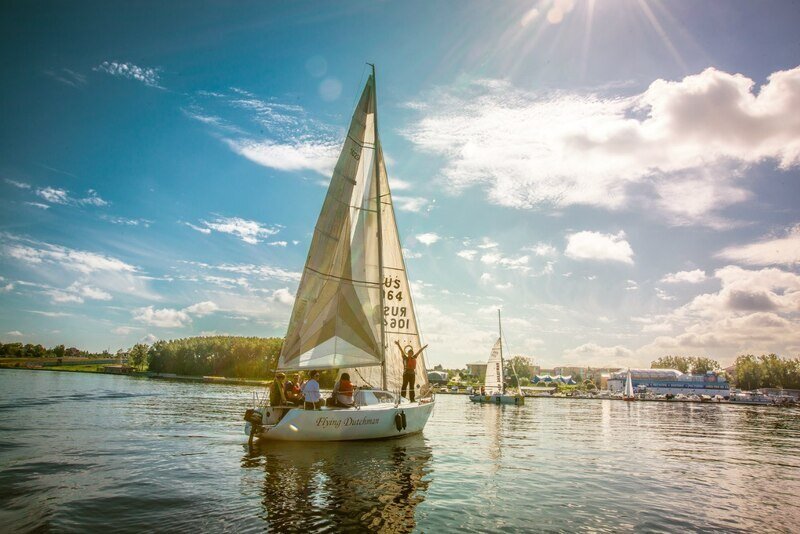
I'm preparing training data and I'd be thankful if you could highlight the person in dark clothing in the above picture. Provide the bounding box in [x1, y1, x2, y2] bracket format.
[395, 340, 428, 402]
[270, 373, 287, 406]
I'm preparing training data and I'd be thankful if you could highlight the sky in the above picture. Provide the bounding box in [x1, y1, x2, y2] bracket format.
[1, 0, 799, 370]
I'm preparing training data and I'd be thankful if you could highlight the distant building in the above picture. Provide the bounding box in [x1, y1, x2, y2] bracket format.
[466, 362, 487, 378]
[607, 369, 730, 395]
[427, 371, 448, 385]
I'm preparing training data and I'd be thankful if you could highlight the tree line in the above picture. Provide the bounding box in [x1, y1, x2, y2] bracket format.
[0, 342, 101, 359]
[651, 355, 720, 375]
[731, 354, 800, 390]
[140, 336, 283, 379]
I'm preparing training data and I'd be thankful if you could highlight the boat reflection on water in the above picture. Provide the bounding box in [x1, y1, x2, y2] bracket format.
[242, 434, 432, 532]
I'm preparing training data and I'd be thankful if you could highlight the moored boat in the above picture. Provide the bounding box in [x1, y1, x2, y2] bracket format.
[469, 311, 524, 406]
[623, 369, 635, 401]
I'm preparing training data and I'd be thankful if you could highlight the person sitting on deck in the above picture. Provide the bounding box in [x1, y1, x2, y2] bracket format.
[395, 340, 428, 403]
[284, 373, 304, 406]
[302, 370, 322, 410]
[270, 373, 288, 406]
[332, 372, 354, 407]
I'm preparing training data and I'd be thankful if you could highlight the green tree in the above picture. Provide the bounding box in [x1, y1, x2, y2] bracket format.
[651, 355, 690, 373]
[690, 357, 720, 374]
[128, 343, 150, 371]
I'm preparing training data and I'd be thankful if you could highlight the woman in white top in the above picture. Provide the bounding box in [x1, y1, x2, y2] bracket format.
[302, 370, 322, 410]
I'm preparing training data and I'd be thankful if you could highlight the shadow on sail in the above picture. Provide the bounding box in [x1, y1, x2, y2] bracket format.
[242, 434, 432, 532]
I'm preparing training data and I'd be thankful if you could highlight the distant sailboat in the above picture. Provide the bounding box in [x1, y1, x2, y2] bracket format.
[469, 311, 524, 406]
[623, 369, 635, 401]
[243, 66, 435, 441]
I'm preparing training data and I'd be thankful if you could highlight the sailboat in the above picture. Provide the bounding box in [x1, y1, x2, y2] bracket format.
[623, 369, 635, 401]
[468, 311, 524, 405]
[243, 67, 435, 441]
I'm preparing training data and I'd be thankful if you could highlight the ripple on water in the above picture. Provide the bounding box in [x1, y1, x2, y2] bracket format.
[1, 369, 800, 532]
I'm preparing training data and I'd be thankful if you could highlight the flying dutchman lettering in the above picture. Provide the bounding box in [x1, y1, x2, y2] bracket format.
[316, 416, 380, 428]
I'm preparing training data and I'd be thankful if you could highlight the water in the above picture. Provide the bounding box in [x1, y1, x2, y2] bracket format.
[1, 369, 799, 533]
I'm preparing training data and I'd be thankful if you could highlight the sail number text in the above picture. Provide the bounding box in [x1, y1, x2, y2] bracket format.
[383, 276, 410, 330]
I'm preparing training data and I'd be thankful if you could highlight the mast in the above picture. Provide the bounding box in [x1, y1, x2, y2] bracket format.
[498, 309, 504, 392]
[371, 63, 388, 391]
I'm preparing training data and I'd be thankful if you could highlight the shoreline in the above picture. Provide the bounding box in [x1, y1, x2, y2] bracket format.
[2, 366, 795, 408]
[0, 364, 271, 388]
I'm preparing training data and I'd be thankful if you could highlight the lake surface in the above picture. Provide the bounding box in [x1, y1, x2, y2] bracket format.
[1, 369, 799, 532]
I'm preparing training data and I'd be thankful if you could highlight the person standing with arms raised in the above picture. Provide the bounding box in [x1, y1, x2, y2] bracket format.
[395, 340, 427, 402]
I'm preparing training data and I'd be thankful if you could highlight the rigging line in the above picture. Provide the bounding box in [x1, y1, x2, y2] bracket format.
[330, 195, 378, 213]
[351, 63, 369, 110]
[346, 134, 376, 149]
[304, 266, 381, 286]
[501, 332, 523, 388]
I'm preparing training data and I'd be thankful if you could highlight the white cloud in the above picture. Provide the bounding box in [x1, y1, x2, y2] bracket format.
[26, 202, 50, 210]
[562, 343, 636, 368]
[655, 288, 676, 301]
[225, 138, 338, 176]
[637, 265, 800, 361]
[44, 68, 87, 88]
[187, 216, 280, 244]
[525, 243, 558, 257]
[183, 300, 219, 317]
[33, 186, 109, 208]
[457, 249, 477, 261]
[565, 231, 634, 265]
[140, 333, 159, 344]
[80, 189, 109, 207]
[268, 241, 288, 247]
[393, 196, 431, 213]
[402, 66, 800, 225]
[5, 179, 30, 189]
[625, 280, 639, 291]
[480, 273, 494, 284]
[389, 178, 412, 191]
[477, 238, 499, 249]
[416, 233, 441, 246]
[480, 252, 529, 270]
[102, 215, 152, 227]
[71, 283, 112, 301]
[36, 187, 70, 204]
[113, 326, 138, 335]
[1, 283, 13, 292]
[661, 269, 707, 284]
[185, 222, 211, 234]
[5, 331, 23, 337]
[716, 224, 800, 266]
[403, 248, 423, 259]
[94, 61, 161, 88]
[133, 306, 191, 328]
[270, 288, 295, 306]
[212, 262, 301, 282]
[4, 239, 136, 274]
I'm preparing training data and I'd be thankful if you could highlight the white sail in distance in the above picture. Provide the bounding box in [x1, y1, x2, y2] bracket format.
[484, 338, 504, 394]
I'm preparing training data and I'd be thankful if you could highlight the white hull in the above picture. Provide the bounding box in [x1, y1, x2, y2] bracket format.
[246, 400, 435, 441]
[468, 394, 524, 405]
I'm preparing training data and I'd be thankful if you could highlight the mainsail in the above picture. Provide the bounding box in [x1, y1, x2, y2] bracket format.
[277, 71, 428, 394]
[484, 338, 504, 394]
